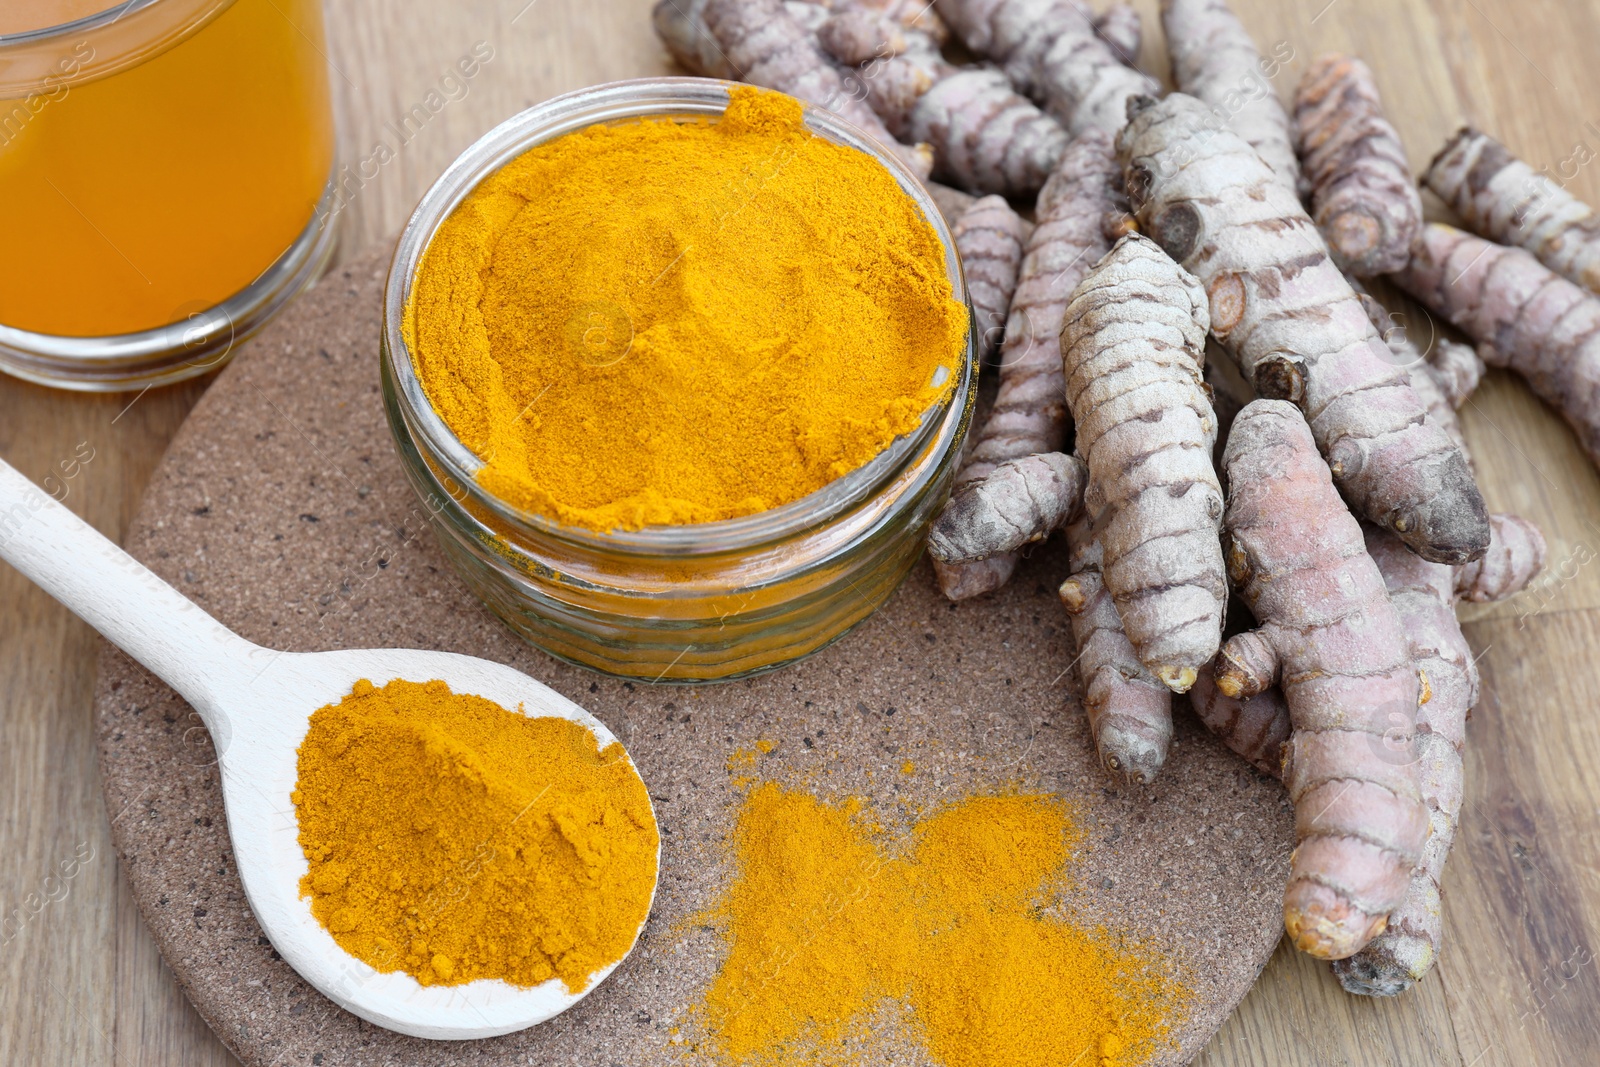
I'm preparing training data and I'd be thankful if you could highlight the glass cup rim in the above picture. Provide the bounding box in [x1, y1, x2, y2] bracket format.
[382, 76, 975, 559]
[0, 0, 165, 44]
[0, 0, 233, 97]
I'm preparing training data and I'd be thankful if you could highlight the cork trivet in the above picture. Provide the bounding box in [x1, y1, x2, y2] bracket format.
[93, 246, 1294, 1067]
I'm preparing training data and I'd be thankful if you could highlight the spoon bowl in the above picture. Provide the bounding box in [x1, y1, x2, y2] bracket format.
[0, 457, 657, 1039]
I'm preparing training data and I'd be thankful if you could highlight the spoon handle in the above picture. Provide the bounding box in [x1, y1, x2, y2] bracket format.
[0, 456, 259, 721]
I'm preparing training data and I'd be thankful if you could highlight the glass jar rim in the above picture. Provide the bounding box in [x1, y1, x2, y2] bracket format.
[0, 0, 232, 96]
[382, 77, 976, 559]
[2, 0, 162, 42]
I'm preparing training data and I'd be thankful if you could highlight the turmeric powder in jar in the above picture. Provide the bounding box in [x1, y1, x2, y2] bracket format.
[403, 87, 968, 533]
[292, 678, 658, 991]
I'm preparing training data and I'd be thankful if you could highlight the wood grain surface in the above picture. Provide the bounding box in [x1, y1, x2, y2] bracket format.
[1, 1, 1597, 1064]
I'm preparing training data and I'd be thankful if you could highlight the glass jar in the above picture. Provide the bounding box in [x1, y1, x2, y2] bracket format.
[0, 0, 337, 390]
[382, 79, 976, 683]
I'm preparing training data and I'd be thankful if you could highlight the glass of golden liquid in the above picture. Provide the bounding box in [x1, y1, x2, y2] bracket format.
[0, 0, 337, 390]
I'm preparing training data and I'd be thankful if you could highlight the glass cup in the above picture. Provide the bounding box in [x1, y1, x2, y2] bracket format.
[0, 0, 338, 390]
[382, 79, 977, 683]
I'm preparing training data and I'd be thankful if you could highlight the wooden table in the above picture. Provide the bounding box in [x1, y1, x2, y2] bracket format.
[3, 1, 1597, 1063]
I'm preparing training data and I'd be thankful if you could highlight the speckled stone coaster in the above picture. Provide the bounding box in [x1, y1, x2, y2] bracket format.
[93, 246, 1294, 1067]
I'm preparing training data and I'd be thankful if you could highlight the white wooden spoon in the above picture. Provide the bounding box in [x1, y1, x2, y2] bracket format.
[0, 456, 657, 1040]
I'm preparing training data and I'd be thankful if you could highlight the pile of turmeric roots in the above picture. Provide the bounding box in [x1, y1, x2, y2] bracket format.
[652, 0, 1599, 1000]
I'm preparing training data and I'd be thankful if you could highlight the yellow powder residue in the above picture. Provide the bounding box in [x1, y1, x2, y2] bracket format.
[292, 678, 659, 991]
[727, 738, 779, 775]
[404, 86, 967, 532]
[702, 784, 1186, 1067]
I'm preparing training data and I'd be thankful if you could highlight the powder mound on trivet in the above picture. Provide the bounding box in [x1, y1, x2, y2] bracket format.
[402, 86, 968, 532]
[292, 678, 658, 990]
[699, 783, 1189, 1066]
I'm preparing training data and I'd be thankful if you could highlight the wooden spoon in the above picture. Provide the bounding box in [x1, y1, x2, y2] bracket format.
[0, 457, 658, 1040]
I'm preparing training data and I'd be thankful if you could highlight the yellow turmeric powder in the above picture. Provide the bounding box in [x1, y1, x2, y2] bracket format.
[292, 678, 658, 991]
[703, 784, 1186, 1066]
[403, 86, 968, 532]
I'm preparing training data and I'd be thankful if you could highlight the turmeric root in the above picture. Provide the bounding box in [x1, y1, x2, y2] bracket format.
[785, 0, 831, 32]
[1330, 515, 1545, 994]
[1059, 519, 1174, 783]
[1426, 338, 1485, 411]
[928, 451, 1087, 562]
[933, 131, 1123, 600]
[824, 13, 1070, 200]
[1161, 0, 1300, 190]
[858, 42, 948, 141]
[653, 0, 737, 78]
[799, 0, 951, 44]
[872, 0, 951, 43]
[1293, 54, 1423, 276]
[700, 0, 934, 178]
[931, 553, 1017, 601]
[934, 0, 1160, 135]
[1218, 399, 1429, 960]
[1093, 2, 1142, 67]
[1456, 512, 1547, 604]
[1424, 128, 1600, 296]
[951, 194, 1028, 362]
[656, 0, 834, 76]
[1198, 509, 1545, 988]
[982, 130, 1124, 462]
[649, 0, 934, 175]
[925, 181, 976, 230]
[1329, 524, 1474, 992]
[1352, 285, 1472, 462]
[816, 6, 908, 65]
[1189, 664, 1289, 777]
[1061, 233, 1224, 692]
[1394, 223, 1600, 470]
[1350, 281, 1492, 476]
[1119, 93, 1491, 565]
[907, 68, 1073, 198]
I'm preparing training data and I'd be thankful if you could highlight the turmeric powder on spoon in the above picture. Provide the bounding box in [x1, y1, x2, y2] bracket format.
[293, 678, 658, 991]
[403, 87, 968, 532]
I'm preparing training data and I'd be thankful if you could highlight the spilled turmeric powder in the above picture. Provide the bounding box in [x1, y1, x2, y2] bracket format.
[292, 678, 658, 991]
[403, 86, 968, 532]
[702, 784, 1186, 1066]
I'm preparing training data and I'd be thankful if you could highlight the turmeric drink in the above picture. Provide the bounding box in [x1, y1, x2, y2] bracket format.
[0, 0, 334, 337]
